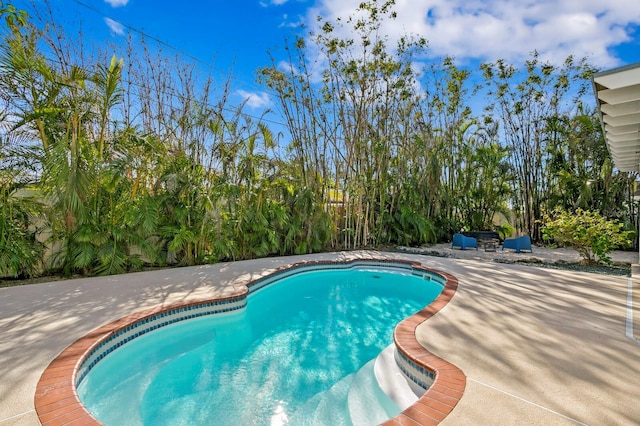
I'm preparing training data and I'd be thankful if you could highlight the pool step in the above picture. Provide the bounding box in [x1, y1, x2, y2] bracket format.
[347, 359, 401, 426]
[288, 373, 354, 425]
[290, 345, 416, 425]
[311, 373, 354, 425]
[373, 344, 421, 410]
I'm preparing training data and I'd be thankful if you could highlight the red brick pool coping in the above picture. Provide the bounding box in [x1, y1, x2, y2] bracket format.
[34, 259, 464, 425]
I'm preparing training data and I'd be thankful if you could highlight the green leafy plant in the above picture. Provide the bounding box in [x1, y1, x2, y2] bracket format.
[385, 205, 436, 247]
[495, 223, 514, 241]
[0, 184, 44, 278]
[542, 208, 633, 264]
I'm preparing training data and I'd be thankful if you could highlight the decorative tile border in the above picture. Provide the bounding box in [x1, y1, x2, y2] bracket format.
[246, 259, 445, 294]
[34, 258, 464, 425]
[75, 297, 246, 388]
[395, 348, 436, 392]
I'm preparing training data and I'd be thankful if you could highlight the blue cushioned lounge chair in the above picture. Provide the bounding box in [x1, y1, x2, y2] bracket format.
[502, 235, 532, 253]
[452, 233, 478, 250]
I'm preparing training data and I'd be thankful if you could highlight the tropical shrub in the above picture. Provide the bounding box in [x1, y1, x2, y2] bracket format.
[542, 208, 633, 264]
[385, 205, 436, 246]
[495, 223, 514, 240]
[0, 184, 44, 278]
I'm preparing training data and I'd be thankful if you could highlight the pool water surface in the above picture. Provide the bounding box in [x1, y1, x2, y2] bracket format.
[77, 267, 443, 425]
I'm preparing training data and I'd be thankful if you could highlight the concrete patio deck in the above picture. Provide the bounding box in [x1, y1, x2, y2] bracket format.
[1, 250, 638, 425]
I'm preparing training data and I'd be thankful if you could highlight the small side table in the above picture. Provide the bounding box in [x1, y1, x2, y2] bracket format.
[482, 240, 497, 252]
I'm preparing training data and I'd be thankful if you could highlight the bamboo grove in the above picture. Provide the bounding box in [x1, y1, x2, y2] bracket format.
[0, 1, 636, 278]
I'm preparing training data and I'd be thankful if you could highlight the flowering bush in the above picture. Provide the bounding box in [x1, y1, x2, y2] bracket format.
[542, 208, 633, 265]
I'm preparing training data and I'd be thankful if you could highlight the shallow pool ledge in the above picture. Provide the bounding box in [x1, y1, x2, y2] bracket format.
[34, 259, 465, 426]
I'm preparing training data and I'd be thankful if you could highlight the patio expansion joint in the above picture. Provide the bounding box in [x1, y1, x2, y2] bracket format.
[467, 377, 588, 425]
[0, 409, 36, 424]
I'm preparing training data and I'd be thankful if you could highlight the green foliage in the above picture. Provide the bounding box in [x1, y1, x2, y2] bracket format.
[385, 206, 436, 246]
[495, 223, 514, 241]
[481, 53, 599, 241]
[456, 135, 513, 231]
[545, 107, 632, 220]
[542, 208, 633, 265]
[279, 185, 332, 255]
[0, 1, 28, 29]
[0, 184, 44, 278]
[0, 2, 637, 282]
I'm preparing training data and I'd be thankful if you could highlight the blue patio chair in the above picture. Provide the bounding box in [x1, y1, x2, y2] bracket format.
[452, 233, 478, 250]
[502, 235, 532, 253]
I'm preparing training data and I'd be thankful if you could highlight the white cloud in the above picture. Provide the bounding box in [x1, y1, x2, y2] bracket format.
[307, 0, 640, 67]
[104, 0, 129, 7]
[277, 60, 295, 74]
[104, 18, 125, 35]
[260, 0, 289, 6]
[237, 90, 273, 109]
[279, 13, 305, 28]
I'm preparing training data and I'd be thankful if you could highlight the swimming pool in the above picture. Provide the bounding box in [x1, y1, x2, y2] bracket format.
[75, 261, 444, 425]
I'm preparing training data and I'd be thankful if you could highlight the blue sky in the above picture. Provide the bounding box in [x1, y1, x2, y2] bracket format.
[10, 0, 640, 114]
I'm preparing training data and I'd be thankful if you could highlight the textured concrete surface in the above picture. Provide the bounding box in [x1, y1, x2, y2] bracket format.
[414, 256, 639, 425]
[1, 249, 638, 425]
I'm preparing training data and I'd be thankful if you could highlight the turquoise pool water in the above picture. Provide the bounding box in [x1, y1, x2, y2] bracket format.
[77, 266, 443, 425]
